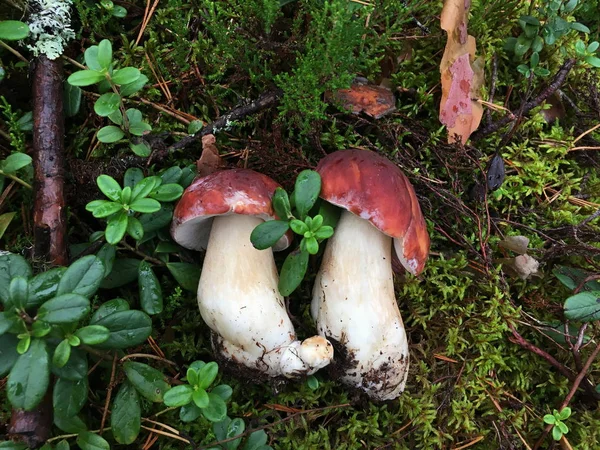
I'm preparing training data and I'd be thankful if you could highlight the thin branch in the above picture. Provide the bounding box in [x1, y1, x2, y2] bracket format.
[472, 59, 577, 141]
[100, 353, 118, 432]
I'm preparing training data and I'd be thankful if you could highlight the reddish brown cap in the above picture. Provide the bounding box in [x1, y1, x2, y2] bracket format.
[316, 149, 430, 275]
[171, 169, 292, 251]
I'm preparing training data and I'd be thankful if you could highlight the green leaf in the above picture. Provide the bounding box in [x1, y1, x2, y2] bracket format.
[519, 15, 540, 26]
[531, 35, 544, 53]
[0, 253, 32, 305]
[75, 325, 110, 345]
[0, 20, 30, 40]
[112, 67, 141, 85]
[96, 244, 116, 278]
[112, 381, 141, 444]
[180, 402, 202, 422]
[94, 93, 120, 117]
[53, 339, 72, 368]
[91, 201, 123, 218]
[557, 421, 568, 434]
[564, 291, 600, 322]
[188, 120, 203, 134]
[129, 122, 152, 136]
[225, 417, 245, 449]
[53, 377, 88, 418]
[58, 255, 105, 298]
[588, 41, 600, 53]
[570, 22, 590, 33]
[138, 261, 163, 315]
[131, 177, 159, 202]
[124, 168, 144, 189]
[7, 339, 50, 410]
[0, 311, 17, 335]
[294, 170, 321, 219]
[64, 82, 82, 117]
[575, 40, 587, 55]
[130, 142, 151, 157]
[31, 320, 51, 338]
[163, 384, 193, 407]
[16, 335, 30, 354]
[96, 40, 112, 70]
[250, 220, 290, 250]
[530, 52, 539, 68]
[97, 175, 122, 201]
[564, 0, 578, 12]
[166, 262, 200, 291]
[544, 414, 557, 425]
[54, 413, 87, 433]
[278, 249, 309, 296]
[272, 187, 292, 220]
[130, 198, 161, 213]
[552, 425, 563, 441]
[149, 184, 184, 202]
[307, 375, 319, 390]
[304, 237, 319, 255]
[52, 348, 87, 381]
[38, 294, 90, 324]
[198, 361, 219, 389]
[126, 216, 144, 240]
[91, 298, 130, 323]
[192, 389, 209, 408]
[124, 361, 169, 402]
[93, 310, 152, 349]
[289, 219, 308, 235]
[314, 225, 334, 240]
[585, 56, 600, 68]
[558, 407, 572, 420]
[112, 5, 127, 17]
[514, 35, 532, 57]
[553, 266, 600, 292]
[84, 46, 101, 71]
[1, 153, 32, 173]
[0, 334, 19, 376]
[202, 393, 227, 422]
[76, 432, 110, 450]
[245, 430, 269, 450]
[159, 167, 182, 184]
[56, 440, 70, 450]
[139, 205, 173, 233]
[0, 441, 28, 450]
[9, 277, 28, 309]
[105, 210, 128, 244]
[27, 267, 65, 308]
[120, 74, 148, 97]
[0, 212, 16, 240]
[100, 259, 141, 289]
[186, 368, 199, 386]
[68, 70, 105, 87]
[98, 125, 125, 143]
[108, 109, 123, 125]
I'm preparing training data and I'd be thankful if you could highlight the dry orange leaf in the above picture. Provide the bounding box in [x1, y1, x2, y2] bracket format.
[329, 83, 396, 119]
[439, 0, 484, 144]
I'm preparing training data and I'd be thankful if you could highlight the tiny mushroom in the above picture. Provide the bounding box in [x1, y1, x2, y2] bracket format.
[311, 149, 430, 400]
[171, 168, 333, 378]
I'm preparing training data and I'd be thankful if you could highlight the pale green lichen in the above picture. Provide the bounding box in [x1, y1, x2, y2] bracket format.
[26, 0, 75, 60]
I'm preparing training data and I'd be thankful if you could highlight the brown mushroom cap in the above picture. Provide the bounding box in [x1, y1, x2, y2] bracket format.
[316, 149, 430, 275]
[171, 169, 292, 252]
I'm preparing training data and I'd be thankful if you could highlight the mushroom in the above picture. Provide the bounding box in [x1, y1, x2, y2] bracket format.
[310, 149, 430, 400]
[171, 168, 333, 378]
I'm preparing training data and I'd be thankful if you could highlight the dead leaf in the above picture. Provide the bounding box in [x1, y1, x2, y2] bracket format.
[439, 0, 483, 144]
[328, 84, 396, 119]
[197, 134, 223, 177]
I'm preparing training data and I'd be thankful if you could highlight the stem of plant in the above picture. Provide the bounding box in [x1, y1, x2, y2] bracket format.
[0, 170, 32, 189]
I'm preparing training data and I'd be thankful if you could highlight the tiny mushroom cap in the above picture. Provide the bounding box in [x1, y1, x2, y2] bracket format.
[171, 168, 292, 252]
[316, 149, 430, 275]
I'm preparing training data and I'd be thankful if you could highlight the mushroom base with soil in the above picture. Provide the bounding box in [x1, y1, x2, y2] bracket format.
[311, 210, 409, 400]
[198, 214, 333, 378]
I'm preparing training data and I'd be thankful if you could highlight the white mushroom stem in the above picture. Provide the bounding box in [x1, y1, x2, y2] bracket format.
[311, 210, 409, 400]
[198, 214, 333, 378]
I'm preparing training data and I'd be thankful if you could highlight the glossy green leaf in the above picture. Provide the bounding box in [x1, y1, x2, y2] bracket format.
[54, 413, 87, 433]
[0, 310, 18, 335]
[0, 212, 15, 240]
[112, 67, 141, 85]
[52, 348, 87, 381]
[120, 186, 131, 204]
[100, 259, 141, 289]
[139, 205, 173, 233]
[105, 210, 128, 244]
[166, 262, 200, 292]
[245, 430, 269, 450]
[111, 381, 141, 444]
[0, 441, 28, 450]
[124, 168, 144, 189]
[53, 377, 88, 418]
[38, 294, 90, 324]
[570, 22, 590, 33]
[272, 187, 291, 220]
[96, 244, 116, 278]
[212, 384, 233, 401]
[564, 291, 600, 322]
[57, 255, 105, 297]
[0, 253, 31, 305]
[0, 334, 19, 376]
[123, 361, 170, 402]
[27, 267, 66, 308]
[163, 384, 193, 407]
[149, 184, 184, 202]
[94, 93, 120, 117]
[129, 121, 152, 136]
[93, 310, 152, 349]
[75, 325, 110, 345]
[1, 153, 32, 173]
[90, 201, 122, 218]
[96, 39, 112, 70]
[76, 432, 110, 450]
[84, 46, 101, 71]
[197, 361, 219, 389]
[64, 82, 82, 117]
[31, 320, 51, 338]
[7, 339, 50, 410]
[130, 198, 161, 213]
[97, 125, 125, 143]
[112, 5, 127, 17]
[130, 142, 151, 157]
[289, 219, 308, 235]
[97, 175, 122, 201]
[9, 277, 28, 309]
[131, 177, 158, 202]
[250, 220, 290, 250]
[68, 70, 105, 87]
[179, 402, 202, 422]
[293, 170, 321, 219]
[16, 335, 30, 354]
[120, 74, 148, 97]
[91, 298, 130, 323]
[126, 216, 144, 241]
[192, 389, 209, 408]
[52, 339, 71, 368]
[0, 20, 29, 40]
[278, 249, 309, 296]
[138, 261, 163, 315]
[202, 393, 228, 422]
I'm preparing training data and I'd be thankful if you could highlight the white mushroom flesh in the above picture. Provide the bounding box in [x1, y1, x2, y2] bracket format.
[198, 214, 333, 378]
[311, 210, 409, 400]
